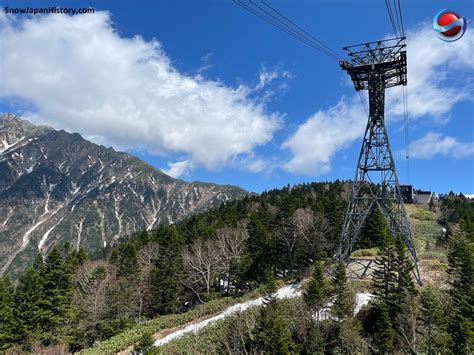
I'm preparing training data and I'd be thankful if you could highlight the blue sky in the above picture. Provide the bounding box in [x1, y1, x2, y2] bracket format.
[0, 0, 473, 194]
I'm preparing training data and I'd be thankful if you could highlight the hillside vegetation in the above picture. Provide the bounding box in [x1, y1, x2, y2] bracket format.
[0, 183, 472, 354]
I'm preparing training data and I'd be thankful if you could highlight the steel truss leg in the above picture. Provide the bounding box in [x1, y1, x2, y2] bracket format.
[336, 72, 422, 285]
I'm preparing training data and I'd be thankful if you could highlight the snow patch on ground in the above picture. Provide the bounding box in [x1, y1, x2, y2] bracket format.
[38, 217, 64, 251]
[354, 292, 374, 314]
[154, 284, 373, 348]
[0, 136, 25, 154]
[154, 284, 300, 347]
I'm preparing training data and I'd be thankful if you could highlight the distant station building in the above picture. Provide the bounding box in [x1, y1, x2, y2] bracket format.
[399, 185, 432, 205]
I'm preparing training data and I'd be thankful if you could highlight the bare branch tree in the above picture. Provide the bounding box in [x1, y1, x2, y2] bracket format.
[75, 261, 113, 331]
[137, 242, 160, 320]
[216, 226, 248, 293]
[395, 297, 421, 354]
[182, 239, 223, 299]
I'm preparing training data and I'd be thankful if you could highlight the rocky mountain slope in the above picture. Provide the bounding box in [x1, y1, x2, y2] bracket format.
[0, 113, 247, 276]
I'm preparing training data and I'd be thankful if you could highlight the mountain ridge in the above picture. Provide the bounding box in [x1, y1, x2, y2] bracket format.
[0, 113, 247, 277]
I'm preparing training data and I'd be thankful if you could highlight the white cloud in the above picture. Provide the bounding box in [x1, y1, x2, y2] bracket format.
[255, 68, 287, 91]
[163, 160, 193, 178]
[197, 52, 213, 74]
[283, 23, 474, 176]
[386, 24, 474, 120]
[253, 66, 293, 96]
[408, 132, 474, 159]
[0, 12, 280, 170]
[255, 70, 279, 91]
[232, 152, 269, 173]
[282, 96, 366, 175]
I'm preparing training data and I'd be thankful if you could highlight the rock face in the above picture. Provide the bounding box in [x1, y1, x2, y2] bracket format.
[0, 114, 247, 276]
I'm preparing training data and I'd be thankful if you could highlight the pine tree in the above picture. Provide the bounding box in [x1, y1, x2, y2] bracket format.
[63, 242, 87, 271]
[250, 301, 297, 354]
[419, 287, 448, 354]
[244, 209, 275, 283]
[150, 226, 185, 316]
[393, 238, 417, 314]
[303, 261, 329, 321]
[260, 276, 278, 304]
[75, 247, 88, 265]
[331, 261, 354, 321]
[357, 208, 388, 249]
[372, 236, 398, 319]
[110, 241, 140, 277]
[13, 265, 45, 348]
[39, 247, 76, 346]
[32, 253, 44, 271]
[0, 276, 16, 351]
[372, 302, 394, 354]
[446, 232, 473, 354]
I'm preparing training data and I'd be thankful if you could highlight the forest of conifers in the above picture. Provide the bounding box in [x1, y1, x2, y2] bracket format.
[0, 181, 473, 354]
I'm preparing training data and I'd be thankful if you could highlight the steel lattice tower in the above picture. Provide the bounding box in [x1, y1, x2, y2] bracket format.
[336, 37, 421, 285]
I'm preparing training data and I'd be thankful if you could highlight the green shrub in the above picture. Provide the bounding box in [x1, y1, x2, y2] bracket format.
[134, 331, 155, 353]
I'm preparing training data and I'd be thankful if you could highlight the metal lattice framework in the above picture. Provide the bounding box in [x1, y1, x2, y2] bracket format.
[336, 37, 421, 285]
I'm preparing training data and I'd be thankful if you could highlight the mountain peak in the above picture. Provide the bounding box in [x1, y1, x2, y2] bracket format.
[0, 114, 248, 277]
[0, 112, 19, 122]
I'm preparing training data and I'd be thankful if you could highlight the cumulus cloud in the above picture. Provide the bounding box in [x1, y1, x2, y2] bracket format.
[282, 96, 366, 175]
[386, 24, 474, 120]
[283, 23, 474, 175]
[0, 11, 281, 170]
[162, 160, 193, 178]
[408, 132, 474, 159]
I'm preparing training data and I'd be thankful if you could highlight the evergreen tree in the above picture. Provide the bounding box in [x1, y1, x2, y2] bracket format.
[446, 232, 473, 354]
[0, 276, 16, 351]
[373, 236, 398, 319]
[13, 265, 45, 348]
[260, 276, 278, 304]
[428, 197, 436, 212]
[133, 331, 155, 353]
[359, 208, 388, 248]
[303, 261, 329, 321]
[393, 238, 417, 314]
[32, 253, 44, 271]
[330, 261, 354, 321]
[150, 226, 185, 316]
[419, 287, 448, 354]
[329, 262, 364, 353]
[38, 247, 76, 346]
[371, 302, 394, 354]
[244, 208, 275, 283]
[63, 242, 87, 271]
[250, 301, 297, 354]
[110, 241, 140, 277]
[374, 232, 417, 342]
[75, 247, 88, 265]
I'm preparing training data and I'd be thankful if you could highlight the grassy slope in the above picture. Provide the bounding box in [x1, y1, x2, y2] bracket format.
[82, 291, 260, 354]
[350, 204, 448, 285]
[405, 204, 444, 255]
[352, 204, 445, 257]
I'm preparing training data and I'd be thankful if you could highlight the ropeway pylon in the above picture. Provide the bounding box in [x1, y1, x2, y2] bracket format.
[336, 37, 421, 285]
